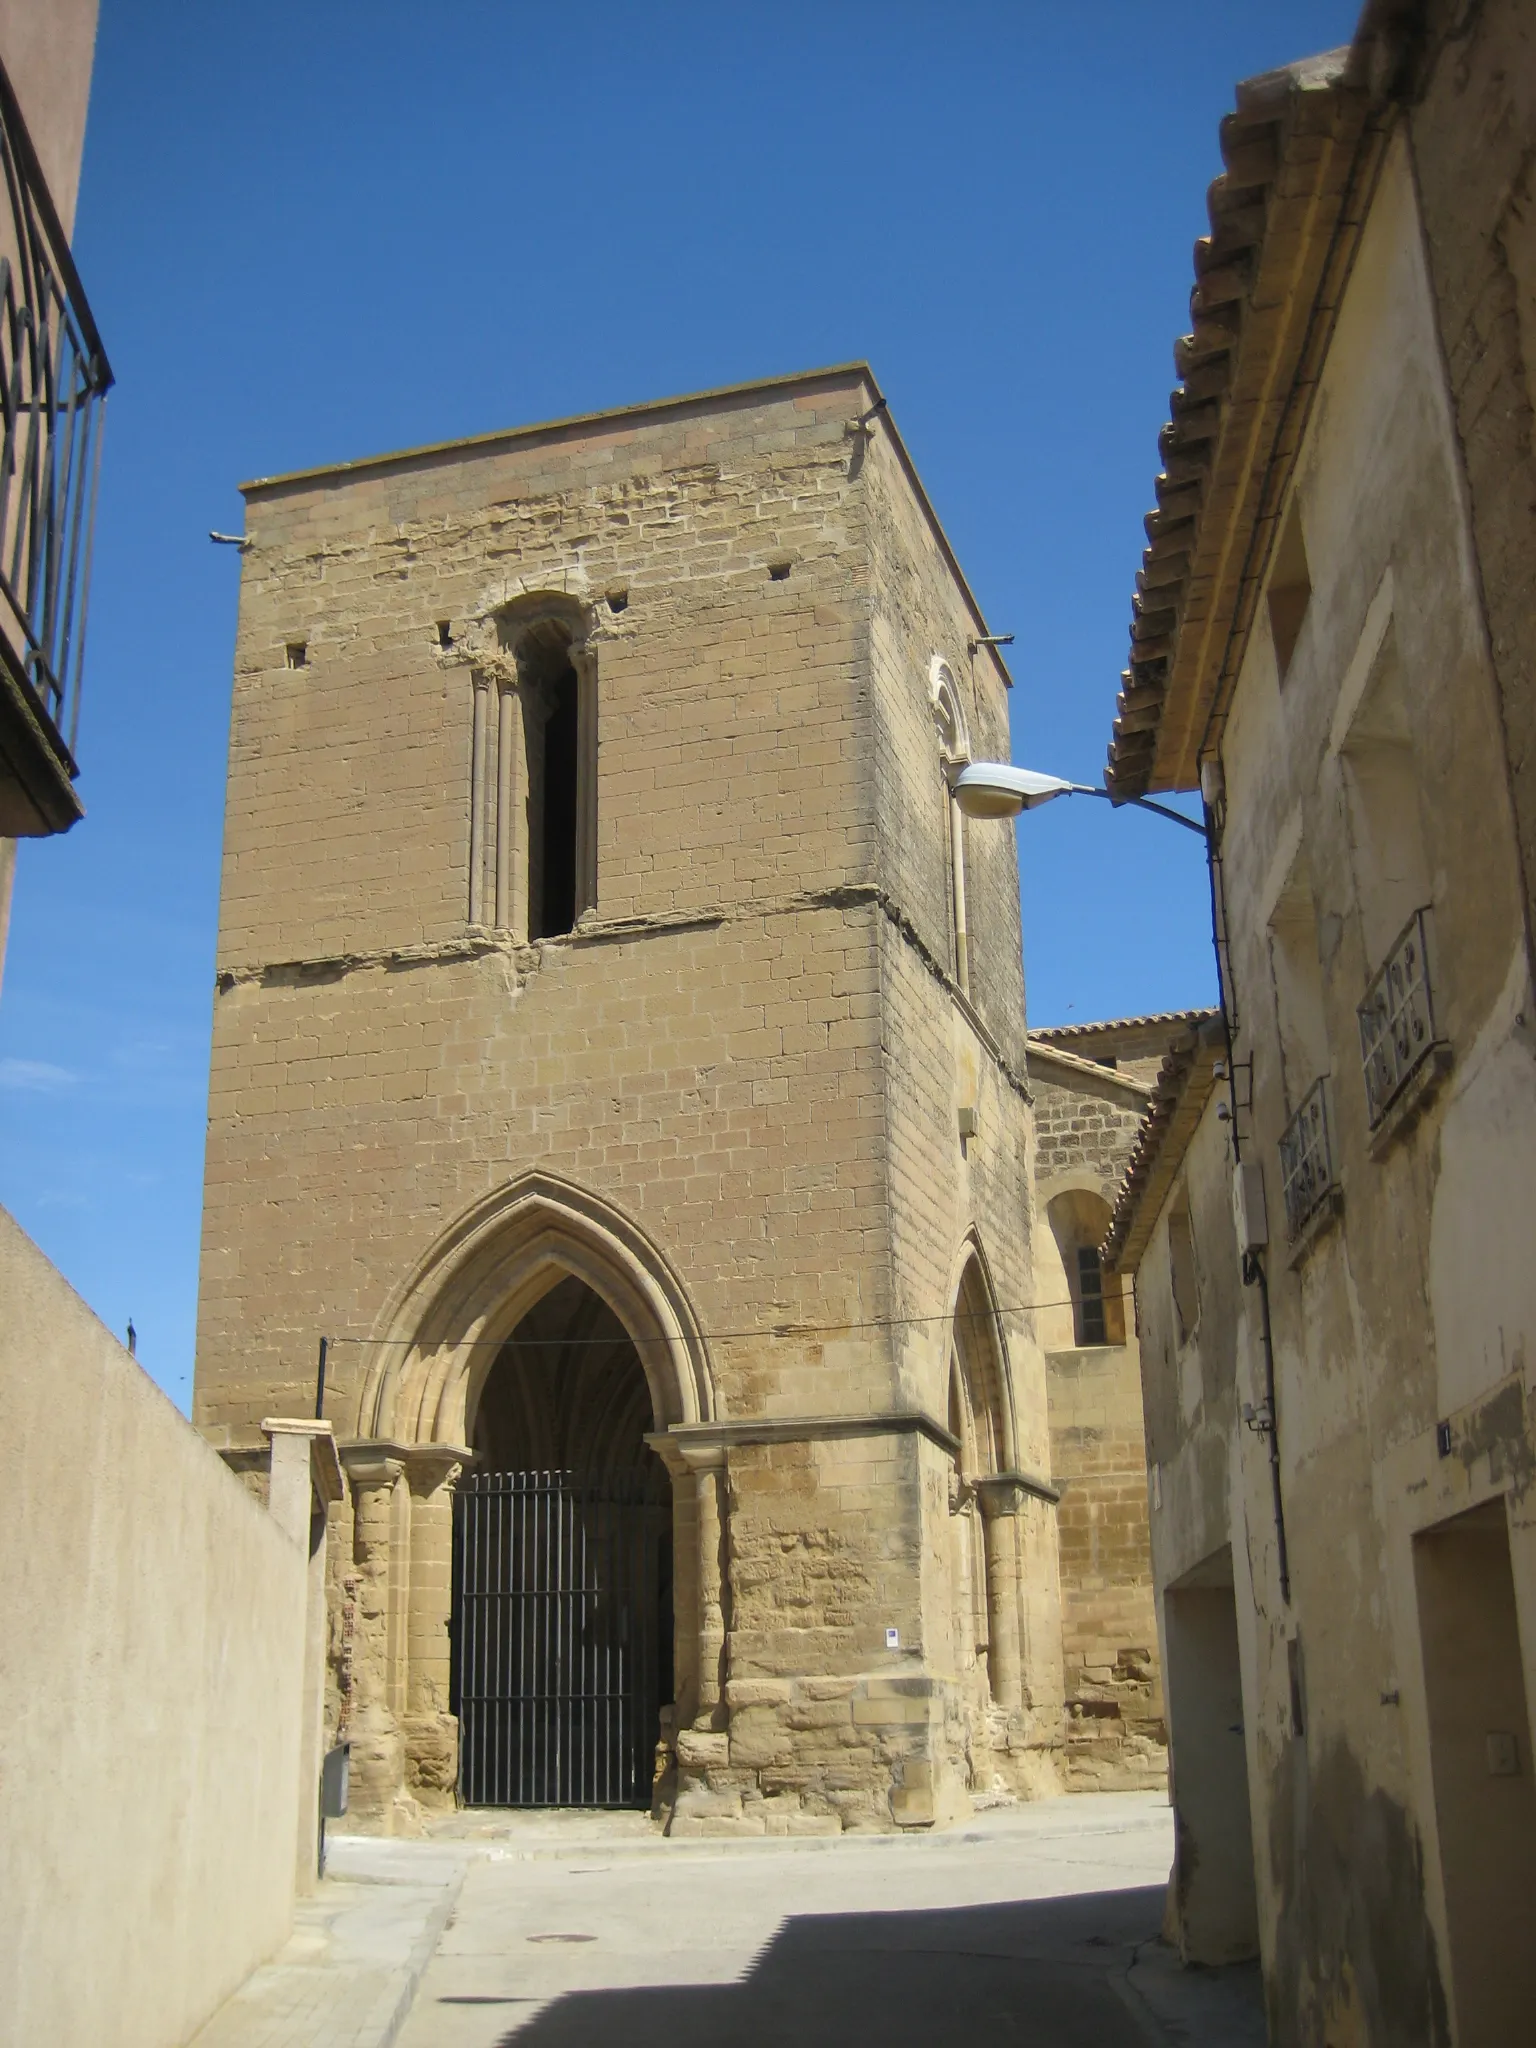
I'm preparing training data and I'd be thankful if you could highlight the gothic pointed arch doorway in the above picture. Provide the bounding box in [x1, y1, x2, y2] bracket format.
[946, 1257, 1004, 1707]
[452, 1273, 673, 1808]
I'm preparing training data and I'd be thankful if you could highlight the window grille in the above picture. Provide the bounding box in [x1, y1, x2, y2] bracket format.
[1076, 1244, 1107, 1347]
[1358, 908, 1436, 1128]
[1278, 1075, 1335, 1240]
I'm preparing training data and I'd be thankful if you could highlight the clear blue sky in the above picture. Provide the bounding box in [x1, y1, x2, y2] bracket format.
[0, 0, 1359, 1407]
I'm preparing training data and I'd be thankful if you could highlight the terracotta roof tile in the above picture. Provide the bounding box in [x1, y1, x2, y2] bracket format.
[1029, 1009, 1217, 1044]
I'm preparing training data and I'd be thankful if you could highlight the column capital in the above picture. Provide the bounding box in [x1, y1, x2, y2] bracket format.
[975, 1469, 1061, 1518]
[339, 1438, 471, 1495]
[646, 1430, 725, 1476]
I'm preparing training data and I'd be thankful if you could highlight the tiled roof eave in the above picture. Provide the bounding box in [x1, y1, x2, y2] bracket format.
[1100, 1028, 1224, 1275]
[1105, 55, 1395, 800]
[1029, 1008, 1218, 1043]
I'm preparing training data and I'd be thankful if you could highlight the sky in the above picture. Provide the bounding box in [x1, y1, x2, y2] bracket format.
[0, 0, 1360, 1408]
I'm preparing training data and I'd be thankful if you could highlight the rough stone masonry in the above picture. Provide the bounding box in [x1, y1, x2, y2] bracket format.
[194, 365, 1076, 1834]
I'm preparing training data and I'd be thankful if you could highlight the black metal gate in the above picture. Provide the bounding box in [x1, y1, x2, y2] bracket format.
[452, 1469, 669, 1808]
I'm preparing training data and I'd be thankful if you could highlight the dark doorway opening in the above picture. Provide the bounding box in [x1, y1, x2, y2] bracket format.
[1162, 1546, 1258, 1964]
[1414, 1497, 1536, 2047]
[453, 1276, 672, 1808]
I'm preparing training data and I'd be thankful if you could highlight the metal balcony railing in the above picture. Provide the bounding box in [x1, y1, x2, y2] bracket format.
[1278, 1075, 1335, 1241]
[1358, 907, 1437, 1128]
[0, 51, 112, 801]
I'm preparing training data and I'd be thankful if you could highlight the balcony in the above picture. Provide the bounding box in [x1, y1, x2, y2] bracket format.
[1278, 1075, 1335, 1243]
[0, 54, 113, 839]
[1358, 907, 1439, 1130]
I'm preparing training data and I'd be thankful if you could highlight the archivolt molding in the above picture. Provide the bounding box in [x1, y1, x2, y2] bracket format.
[354, 1171, 716, 1448]
[493, 586, 595, 649]
[442, 586, 600, 689]
[929, 654, 972, 766]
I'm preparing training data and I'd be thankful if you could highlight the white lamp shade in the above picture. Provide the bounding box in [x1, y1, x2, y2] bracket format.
[951, 763, 1076, 819]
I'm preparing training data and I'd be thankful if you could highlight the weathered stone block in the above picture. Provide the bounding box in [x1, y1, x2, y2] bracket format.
[675, 1728, 730, 1771]
[724, 1677, 793, 1708]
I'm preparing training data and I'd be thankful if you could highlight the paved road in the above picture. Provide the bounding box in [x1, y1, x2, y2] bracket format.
[394, 1793, 1265, 2048]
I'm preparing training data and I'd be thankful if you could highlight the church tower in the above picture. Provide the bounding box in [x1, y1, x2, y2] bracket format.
[195, 366, 1064, 1832]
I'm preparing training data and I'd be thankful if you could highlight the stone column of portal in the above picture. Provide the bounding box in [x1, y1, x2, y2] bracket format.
[975, 1478, 1026, 1712]
[341, 1447, 409, 1831]
[665, 1442, 733, 1831]
[978, 1475, 1066, 1795]
[685, 1446, 728, 1727]
[403, 1449, 464, 1814]
[648, 1435, 700, 1731]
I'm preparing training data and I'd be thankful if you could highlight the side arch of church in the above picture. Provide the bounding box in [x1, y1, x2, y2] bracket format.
[937, 1229, 1062, 1799]
[941, 1227, 1018, 1472]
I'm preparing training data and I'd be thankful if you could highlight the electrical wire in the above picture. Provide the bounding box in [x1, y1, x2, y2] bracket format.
[317, 1290, 1106, 1349]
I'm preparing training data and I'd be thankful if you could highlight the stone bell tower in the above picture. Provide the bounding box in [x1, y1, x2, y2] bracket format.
[194, 365, 1065, 1833]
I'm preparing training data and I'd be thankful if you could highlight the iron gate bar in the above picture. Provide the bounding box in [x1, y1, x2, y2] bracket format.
[453, 1469, 664, 1809]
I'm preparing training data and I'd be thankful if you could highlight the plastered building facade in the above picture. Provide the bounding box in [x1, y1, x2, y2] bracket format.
[194, 365, 1074, 1835]
[1102, 12, 1536, 2042]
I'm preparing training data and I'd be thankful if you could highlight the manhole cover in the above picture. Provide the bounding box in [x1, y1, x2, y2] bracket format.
[527, 1933, 597, 1944]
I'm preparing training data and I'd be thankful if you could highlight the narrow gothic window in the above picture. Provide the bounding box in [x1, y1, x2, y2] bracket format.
[528, 656, 579, 938]
[1076, 1245, 1107, 1346]
[507, 610, 596, 941]
[468, 604, 598, 937]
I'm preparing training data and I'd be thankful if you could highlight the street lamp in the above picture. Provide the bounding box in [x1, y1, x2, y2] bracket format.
[951, 762, 1207, 837]
[950, 752, 1223, 1073]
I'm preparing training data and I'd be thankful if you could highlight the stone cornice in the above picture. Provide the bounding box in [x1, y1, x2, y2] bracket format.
[212, 882, 1033, 1102]
[1025, 1037, 1154, 1102]
[975, 1468, 1063, 1510]
[655, 1412, 961, 1456]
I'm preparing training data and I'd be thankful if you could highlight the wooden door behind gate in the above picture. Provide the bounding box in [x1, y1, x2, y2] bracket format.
[452, 1469, 666, 1808]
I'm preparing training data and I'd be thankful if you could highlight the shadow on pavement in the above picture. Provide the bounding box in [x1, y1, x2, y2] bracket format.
[481, 1883, 1265, 2047]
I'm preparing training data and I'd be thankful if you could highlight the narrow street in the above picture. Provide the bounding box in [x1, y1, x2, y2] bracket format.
[384, 1793, 1263, 2048]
